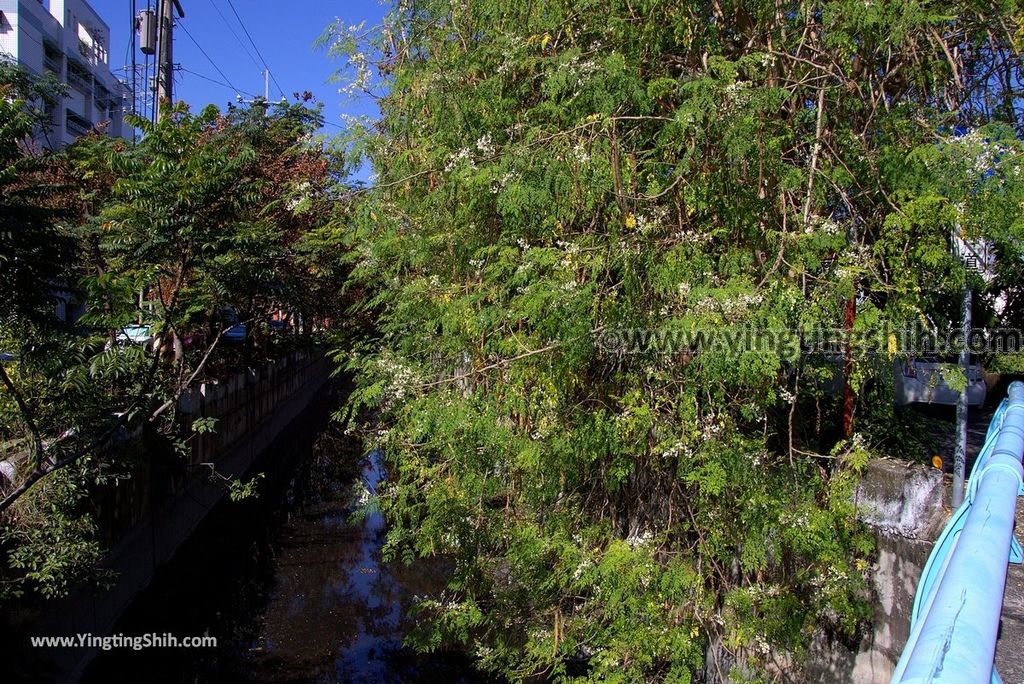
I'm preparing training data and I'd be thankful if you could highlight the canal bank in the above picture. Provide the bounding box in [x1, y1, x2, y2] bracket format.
[79, 380, 494, 683]
[4, 352, 332, 682]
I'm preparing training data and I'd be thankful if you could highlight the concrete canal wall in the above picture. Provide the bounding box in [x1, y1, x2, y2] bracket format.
[18, 351, 332, 681]
[807, 458, 951, 683]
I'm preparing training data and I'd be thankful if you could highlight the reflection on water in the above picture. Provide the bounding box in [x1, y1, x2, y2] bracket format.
[83, 385, 491, 683]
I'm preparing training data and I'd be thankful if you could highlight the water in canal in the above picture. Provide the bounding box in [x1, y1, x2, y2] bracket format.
[84, 384, 493, 683]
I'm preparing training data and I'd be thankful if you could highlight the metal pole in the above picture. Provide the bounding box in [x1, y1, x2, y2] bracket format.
[155, 0, 173, 121]
[131, 0, 137, 130]
[263, 69, 269, 100]
[952, 286, 972, 507]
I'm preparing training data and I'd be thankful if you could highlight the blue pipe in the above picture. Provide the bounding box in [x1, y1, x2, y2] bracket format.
[892, 381, 1024, 684]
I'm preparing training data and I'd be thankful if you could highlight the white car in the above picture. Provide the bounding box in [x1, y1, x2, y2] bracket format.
[116, 324, 154, 345]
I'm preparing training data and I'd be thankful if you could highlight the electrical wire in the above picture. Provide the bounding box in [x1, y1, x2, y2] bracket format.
[177, 20, 245, 97]
[204, 0, 261, 73]
[224, 0, 285, 98]
[179, 67, 257, 99]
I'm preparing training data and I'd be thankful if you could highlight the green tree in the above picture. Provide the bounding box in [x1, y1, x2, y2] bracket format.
[0, 95, 348, 602]
[329, 1, 1024, 680]
[0, 58, 75, 324]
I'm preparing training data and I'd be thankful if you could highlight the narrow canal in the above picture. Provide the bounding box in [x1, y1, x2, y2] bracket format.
[83, 383, 493, 683]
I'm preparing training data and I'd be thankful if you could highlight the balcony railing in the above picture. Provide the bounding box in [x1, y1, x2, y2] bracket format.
[66, 64, 91, 94]
[65, 113, 91, 138]
[43, 52, 61, 75]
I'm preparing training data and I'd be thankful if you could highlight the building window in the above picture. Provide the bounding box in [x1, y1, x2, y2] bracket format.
[77, 22, 108, 66]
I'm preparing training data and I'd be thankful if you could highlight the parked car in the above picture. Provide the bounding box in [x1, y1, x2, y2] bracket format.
[217, 308, 248, 343]
[116, 324, 154, 346]
[893, 357, 987, 407]
[221, 322, 248, 343]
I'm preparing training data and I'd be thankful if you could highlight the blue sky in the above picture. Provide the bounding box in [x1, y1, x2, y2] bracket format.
[88, 0, 386, 144]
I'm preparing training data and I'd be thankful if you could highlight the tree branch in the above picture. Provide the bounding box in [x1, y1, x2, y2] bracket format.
[0, 361, 45, 471]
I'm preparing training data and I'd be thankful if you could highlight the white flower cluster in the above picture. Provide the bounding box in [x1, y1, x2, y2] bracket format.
[942, 128, 1015, 179]
[572, 557, 593, 582]
[556, 240, 581, 255]
[476, 133, 495, 156]
[625, 529, 654, 548]
[809, 564, 850, 591]
[702, 419, 723, 441]
[490, 171, 515, 194]
[723, 80, 752, 108]
[570, 141, 590, 165]
[661, 440, 694, 460]
[690, 292, 762, 318]
[351, 481, 373, 507]
[560, 53, 599, 86]
[673, 227, 715, 246]
[444, 147, 476, 172]
[818, 218, 843, 236]
[615, 239, 640, 256]
[376, 354, 420, 404]
[445, 133, 499, 173]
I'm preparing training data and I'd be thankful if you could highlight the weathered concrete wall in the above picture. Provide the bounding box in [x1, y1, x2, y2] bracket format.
[17, 351, 332, 682]
[807, 458, 950, 683]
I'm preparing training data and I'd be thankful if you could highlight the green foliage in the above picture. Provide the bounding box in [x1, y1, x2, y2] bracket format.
[228, 473, 265, 502]
[0, 90, 349, 603]
[0, 59, 75, 325]
[192, 416, 219, 434]
[328, 0, 1024, 680]
[1, 458, 120, 600]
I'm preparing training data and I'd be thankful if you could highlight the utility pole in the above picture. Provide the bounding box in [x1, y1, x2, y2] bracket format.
[154, 0, 184, 122]
[952, 286, 972, 507]
[263, 69, 269, 100]
[950, 231, 993, 507]
[130, 0, 136, 124]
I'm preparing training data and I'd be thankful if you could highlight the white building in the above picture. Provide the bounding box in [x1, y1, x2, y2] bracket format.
[0, 0, 128, 147]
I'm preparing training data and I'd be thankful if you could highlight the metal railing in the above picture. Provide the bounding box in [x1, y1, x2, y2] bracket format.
[65, 113, 91, 139]
[66, 61, 91, 93]
[43, 51, 61, 75]
[891, 381, 1024, 683]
